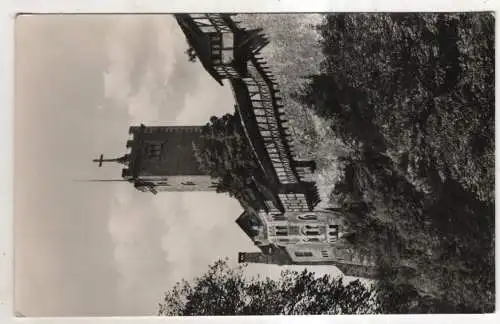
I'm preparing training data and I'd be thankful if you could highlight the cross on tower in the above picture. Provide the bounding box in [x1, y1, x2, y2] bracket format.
[93, 154, 130, 167]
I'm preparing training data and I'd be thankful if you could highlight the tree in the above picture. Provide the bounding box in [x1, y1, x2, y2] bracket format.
[193, 113, 267, 204]
[293, 13, 494, 313]
[295, 13, 494, 202]
[158, 259, 379, 316]
[185, 47, 197, 62]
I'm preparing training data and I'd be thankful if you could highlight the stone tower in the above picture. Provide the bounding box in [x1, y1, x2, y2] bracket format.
[94, 124, 217, 194]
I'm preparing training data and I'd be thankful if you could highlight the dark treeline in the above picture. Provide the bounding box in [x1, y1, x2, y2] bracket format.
[293, 13, 495, 313]
[159, 260, 379, 316]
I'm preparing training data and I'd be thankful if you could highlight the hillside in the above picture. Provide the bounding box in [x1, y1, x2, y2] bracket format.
[238, 14, 350, 206]
[239, 13, 495, 313]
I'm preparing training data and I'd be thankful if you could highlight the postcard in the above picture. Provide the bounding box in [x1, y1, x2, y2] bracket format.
[12, 12, 495, 317]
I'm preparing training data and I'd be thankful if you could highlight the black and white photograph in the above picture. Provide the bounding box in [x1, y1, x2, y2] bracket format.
[13, 12, 494, 316]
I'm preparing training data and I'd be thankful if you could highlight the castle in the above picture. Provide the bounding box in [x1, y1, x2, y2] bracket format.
[93, 13, 381, 279]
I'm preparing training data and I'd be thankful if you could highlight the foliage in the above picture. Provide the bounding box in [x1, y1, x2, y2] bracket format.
[158, 259, 379, 316]
[193, 113, 266, 205]
[294, 13, 495, 313]
[297, 12, 494, 201]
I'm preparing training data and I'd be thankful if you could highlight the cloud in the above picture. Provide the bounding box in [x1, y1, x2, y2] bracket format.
[103, 16, 180, 123]
[100, 15, 243, 314]
[102, 13, 243, 295]
[107, 184, 173, 314]
[154, 193, 247, 280]
[101, 15, 186, 314]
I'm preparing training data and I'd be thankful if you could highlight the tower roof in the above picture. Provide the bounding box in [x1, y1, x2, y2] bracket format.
[235, 210, 262, 242]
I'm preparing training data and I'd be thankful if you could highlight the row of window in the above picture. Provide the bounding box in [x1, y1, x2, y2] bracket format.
[214, 65, 241, 78]
[270, 224, 340, 239]
[269, 213, 318, 221]
[251, 100, 274, 111]
[209, 34, 222, 43]
[278, 237, 322, 244]
[252, 101, 274, 111]
[294, 250, 330, 258]
[282, 202, 308, 207]
[255, 116, 276, 125]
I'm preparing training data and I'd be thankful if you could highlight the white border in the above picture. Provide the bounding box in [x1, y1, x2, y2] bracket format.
[1, 1, 498, 324]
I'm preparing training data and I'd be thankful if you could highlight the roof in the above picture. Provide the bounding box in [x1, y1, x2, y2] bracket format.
[269, 245, 294, 265]
[174, 14, 224, 85]
[235, 210, 261, 242]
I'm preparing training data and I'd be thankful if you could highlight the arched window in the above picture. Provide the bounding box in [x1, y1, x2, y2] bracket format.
[328, 225, 339, 242]
[328, 236, 338, 243]
[301, 225, 320, 236]
[298, 213, 317, 221]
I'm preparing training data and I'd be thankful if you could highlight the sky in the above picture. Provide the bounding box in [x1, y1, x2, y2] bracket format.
[14, 14, 345, 317]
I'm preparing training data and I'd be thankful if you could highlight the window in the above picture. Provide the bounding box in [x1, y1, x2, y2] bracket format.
[328, 225, 339, 242]
[298, 214, 318, 221]
[321, 250, 329, 258]
[222, 33, 234, 48]
[211, 34, 221, 42]
[275, 225, 288, 237]
[146, 143, 163, 160]
[294, 251, 313, 257]
[181, 181, 196, 186]
[272, 214, 286, 221]
[301, 225, 321, 236]
[303, 237, 320, 243]
[212, 49, 221, 57]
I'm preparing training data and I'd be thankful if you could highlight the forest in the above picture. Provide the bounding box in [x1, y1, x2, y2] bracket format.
[292, 13, 495, 313]
[188, 13, 495, 313]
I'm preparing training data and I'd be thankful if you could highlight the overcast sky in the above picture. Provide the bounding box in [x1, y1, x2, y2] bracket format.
[14, 14, 344, 317]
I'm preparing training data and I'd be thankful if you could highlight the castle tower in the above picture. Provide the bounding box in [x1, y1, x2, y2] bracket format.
[94, 124, 217, 194]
